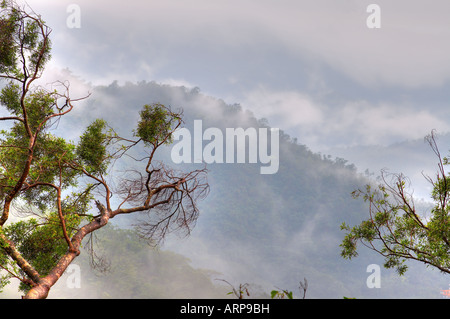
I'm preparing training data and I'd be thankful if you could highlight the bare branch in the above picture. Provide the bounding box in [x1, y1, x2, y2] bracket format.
[112, 163, 209, 245]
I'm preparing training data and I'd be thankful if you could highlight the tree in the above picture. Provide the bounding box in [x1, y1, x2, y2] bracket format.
[0, 0, 208, 299]
[340, 131, 450, 276]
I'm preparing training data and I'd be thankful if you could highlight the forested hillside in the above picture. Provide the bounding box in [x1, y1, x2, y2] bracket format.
[4, 80, 446, 298]
[2, 225, 230, 299]
[77, 81, 447, 299]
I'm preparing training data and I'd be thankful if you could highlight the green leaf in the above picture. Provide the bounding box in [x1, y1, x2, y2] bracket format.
[135, 103, 178, 145]
[76, 119, 109, 174]
[270, 290, 278, 299]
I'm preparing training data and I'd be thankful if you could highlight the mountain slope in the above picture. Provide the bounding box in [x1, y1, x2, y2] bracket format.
[54, 80, 450, 298]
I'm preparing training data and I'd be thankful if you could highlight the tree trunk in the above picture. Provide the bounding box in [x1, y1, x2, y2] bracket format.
[23, 252, 78, 299]
[23, 213, 110, 299]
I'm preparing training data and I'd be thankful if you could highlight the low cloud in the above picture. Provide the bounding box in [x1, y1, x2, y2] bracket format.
[242, 87, 450, 150]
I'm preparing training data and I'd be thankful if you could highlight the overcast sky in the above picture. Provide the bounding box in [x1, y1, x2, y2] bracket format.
[24, 0, 450, 153]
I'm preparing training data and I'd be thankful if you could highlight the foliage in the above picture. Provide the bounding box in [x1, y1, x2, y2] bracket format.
[271, 289, 293, 299]
[0, 0, 51, 80]
[135, 103, 181, 146]
[4, 212, 82, 292]
[270, 278, 307, 299]
[217, 279, 251, 299]
[76, 119, 109, 174]
[341, 132, 450, 275]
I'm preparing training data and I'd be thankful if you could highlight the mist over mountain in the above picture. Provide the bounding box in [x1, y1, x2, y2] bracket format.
[326, 133, 450, 202]
[68, 80, 445, 299]
[3, 78, 448, 299]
